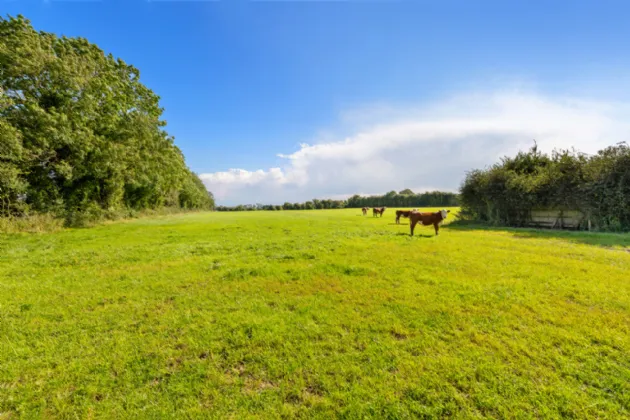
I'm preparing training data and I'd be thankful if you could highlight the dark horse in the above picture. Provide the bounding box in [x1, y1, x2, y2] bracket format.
[409, 209, 450, 236]
[362, 207, 370, 216]
[395, 209, 417, 224]
[372, 207, 386, 217]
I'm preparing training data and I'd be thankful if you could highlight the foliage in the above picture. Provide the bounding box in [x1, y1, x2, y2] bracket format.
[585, 143, 630, 230]
[459, 142, 630, 231]
[1, 209, 629, 417]
[0, 15, 213, 224]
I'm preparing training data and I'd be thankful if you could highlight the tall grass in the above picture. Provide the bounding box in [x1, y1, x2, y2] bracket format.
[0, 206, 213, 233]
[0, 214, 64, 234]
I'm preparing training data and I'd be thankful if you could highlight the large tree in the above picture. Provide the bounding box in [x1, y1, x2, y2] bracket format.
[0, 15, 213, 218]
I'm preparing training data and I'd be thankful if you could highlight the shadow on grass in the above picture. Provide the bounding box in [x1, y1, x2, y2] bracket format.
[394, 232, 434, 238]
[446, 220, 630, 249]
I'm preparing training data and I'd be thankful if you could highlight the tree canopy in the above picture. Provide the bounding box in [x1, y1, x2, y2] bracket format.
[0, 15, 213, 222]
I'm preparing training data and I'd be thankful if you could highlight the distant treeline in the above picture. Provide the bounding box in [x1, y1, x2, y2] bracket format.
[346, 190, 459, 208]
[215, 190, 459, 211]
[459, 142, 630, 231]
[216, 199, 347, 211]
[0, 16, 214, 226]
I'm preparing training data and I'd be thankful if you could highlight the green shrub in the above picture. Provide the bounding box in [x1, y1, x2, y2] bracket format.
[460, 142, 630, 231]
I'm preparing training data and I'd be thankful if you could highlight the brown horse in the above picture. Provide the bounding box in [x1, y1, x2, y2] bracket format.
[409, 209, 450, 236]
[395, 209, 417, 224]
[362, 207, 370, 216]
[373, 207, 386, 217]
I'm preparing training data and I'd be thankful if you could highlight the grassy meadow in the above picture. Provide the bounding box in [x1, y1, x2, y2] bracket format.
[1, 208, 629, 418]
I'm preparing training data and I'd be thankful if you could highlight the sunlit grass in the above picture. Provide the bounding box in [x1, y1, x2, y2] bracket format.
[1, 208, 629, 418]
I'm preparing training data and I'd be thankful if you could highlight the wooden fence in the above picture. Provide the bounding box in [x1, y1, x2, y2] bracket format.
[528, 209, 590, 230]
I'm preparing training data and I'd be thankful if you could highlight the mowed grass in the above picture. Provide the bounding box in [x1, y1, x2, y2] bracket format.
[1, 209, 629, 419]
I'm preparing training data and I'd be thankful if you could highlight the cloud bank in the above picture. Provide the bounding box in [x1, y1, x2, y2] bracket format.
[199, 91, 630, 205]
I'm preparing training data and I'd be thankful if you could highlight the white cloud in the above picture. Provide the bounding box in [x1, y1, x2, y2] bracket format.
[199, 90, 630, 205]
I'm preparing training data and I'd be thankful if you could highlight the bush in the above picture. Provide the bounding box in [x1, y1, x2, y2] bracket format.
[64, 203, 106, 228]
[459, 142, 630, 231]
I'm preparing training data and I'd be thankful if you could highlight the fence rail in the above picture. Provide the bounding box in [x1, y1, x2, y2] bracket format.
[528, 210, 588, 230]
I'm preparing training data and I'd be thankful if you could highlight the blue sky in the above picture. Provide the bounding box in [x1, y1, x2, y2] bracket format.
[3, 1, 630, 204]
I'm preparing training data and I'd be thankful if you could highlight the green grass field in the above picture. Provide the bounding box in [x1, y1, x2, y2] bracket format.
[1, 209, 629, 418]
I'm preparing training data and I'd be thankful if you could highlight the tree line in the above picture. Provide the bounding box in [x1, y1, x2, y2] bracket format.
[346, 190, 459, 208]
[216, 199, 347, 211]
[459, 142, 630, 231]
[0, 15, 214, 226]
[215, 190, 459, 212]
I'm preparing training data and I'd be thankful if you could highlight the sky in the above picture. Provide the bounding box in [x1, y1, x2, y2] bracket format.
[3, 0, 630, 205]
